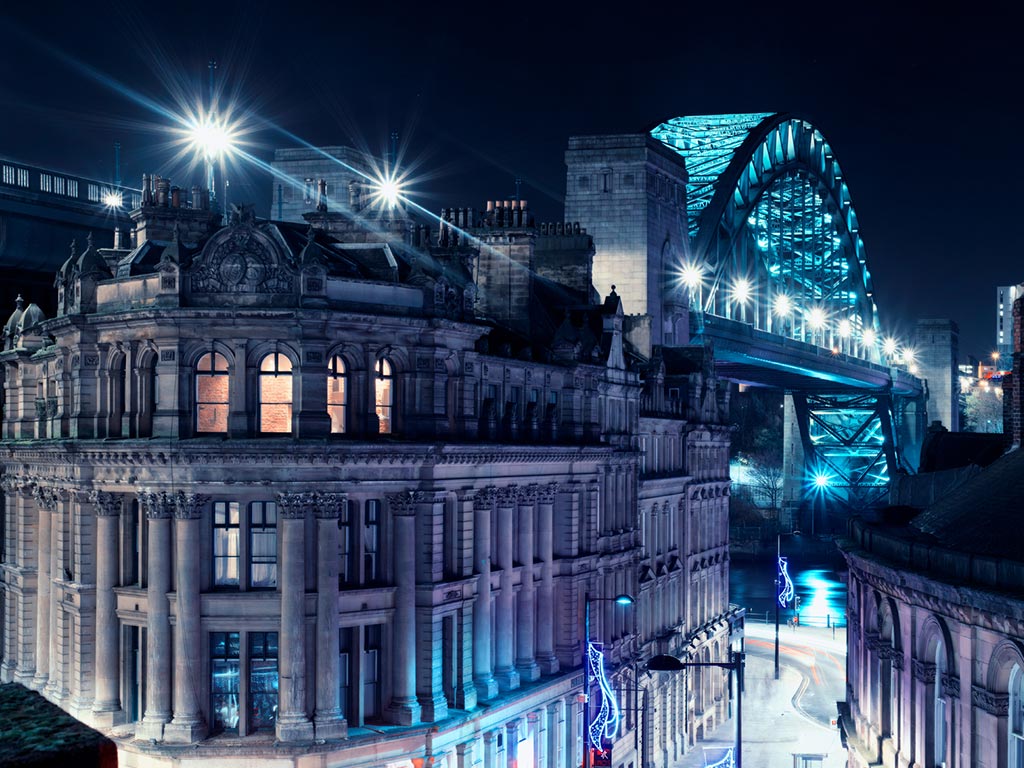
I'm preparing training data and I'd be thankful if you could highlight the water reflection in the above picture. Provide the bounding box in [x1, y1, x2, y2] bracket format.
[730, 556, 847, 628]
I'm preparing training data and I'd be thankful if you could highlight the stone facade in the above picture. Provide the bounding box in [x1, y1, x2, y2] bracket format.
[0, 176, 735, 768]
[913, 318, 960, 432]
[841, 356, 1024, 768]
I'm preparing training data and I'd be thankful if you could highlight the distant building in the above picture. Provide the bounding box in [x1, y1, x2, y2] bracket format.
[913, 319, 959, 431]
[996, 283, 1023, 360]
[269, 146, 380, 223]
[0, 168, 736, 767]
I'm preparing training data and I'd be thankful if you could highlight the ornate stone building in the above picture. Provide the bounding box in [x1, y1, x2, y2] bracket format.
[0, 174, 734, 767]
[840, 295, 1024, 768]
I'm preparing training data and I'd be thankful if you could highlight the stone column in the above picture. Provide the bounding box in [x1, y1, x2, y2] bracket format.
[385, 493, 421, 725]
[536, 484, 559, 674]
[138, 491, 174, 741]
[313, 493, 347, 739]
[455, 740, 473, 768]
[472, 489, 498, 700]
[44, 492, 62, 699]
[493, 487, 520, 691]
[546, 700, 561, 768]
[165, 493, 208, 742]
[515, 487, 539, 682]
[90, 491, 122, 723]
[483, 730, 498, 768]
[276, 493, 315, 742]
[31, 487, 55, 691]
[0, 481, 17, 683]
[564, 694, 578, 768]
[505, 719, 520, 768]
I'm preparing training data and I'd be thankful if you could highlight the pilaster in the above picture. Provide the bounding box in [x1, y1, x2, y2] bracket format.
[384, 493, 421, 725]
[90, 491, 124, 725]
[137, 490, 174, 741]
[313, 492, 347, 740]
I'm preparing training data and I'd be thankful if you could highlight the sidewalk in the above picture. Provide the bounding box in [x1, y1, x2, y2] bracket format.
[670, 648, 845, 768]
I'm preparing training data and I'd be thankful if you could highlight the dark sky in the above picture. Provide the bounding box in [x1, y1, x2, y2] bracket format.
[1, 3, 1018, 359]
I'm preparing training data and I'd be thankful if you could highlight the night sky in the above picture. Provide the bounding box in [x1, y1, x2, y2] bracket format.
[1, 3, 1018, 359]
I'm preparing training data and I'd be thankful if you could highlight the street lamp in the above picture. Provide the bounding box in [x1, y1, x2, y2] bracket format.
[583, 593, 635, 768]
[774, 534, 795, 680]
[649, 652, 745, 768]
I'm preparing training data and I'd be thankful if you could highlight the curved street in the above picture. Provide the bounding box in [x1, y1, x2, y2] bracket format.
[672, 622, 847, 768]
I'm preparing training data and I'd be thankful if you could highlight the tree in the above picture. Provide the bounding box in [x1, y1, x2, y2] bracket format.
[748, 455, 785, 515]
[963, 385, 1003, 433]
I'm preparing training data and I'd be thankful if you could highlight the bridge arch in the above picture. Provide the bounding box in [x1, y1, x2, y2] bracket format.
[652, 113, 883, 364]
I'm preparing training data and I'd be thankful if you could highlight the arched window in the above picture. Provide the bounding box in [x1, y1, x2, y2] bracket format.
[1011, 665, 1024, 768]
[375, 357, 393, 435]
[196, 352, 230, 433]
[327, 356, 347, 434]
[934, 640, 946, 765]
[259, 352, 293, 434]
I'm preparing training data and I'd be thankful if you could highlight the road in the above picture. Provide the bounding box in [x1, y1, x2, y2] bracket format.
[743, 622, 846, 728]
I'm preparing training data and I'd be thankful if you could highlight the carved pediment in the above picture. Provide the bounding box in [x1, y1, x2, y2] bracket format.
[189, 224, 295, 295]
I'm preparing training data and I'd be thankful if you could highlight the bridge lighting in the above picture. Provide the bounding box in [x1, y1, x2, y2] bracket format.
[862, 329, 877, 347]
[882, 337, 899, 357]
[679, 262, 704, 290]
[838, 319, 852, 338]
[772, 294, 793, 317]
[909, 364, 919, 375]
[813, 472, 830, 488]
[902, 348, 916, 365]
[807, 307, 827, 330]
[732, 278, 752, 304]
[102, 191, 123, 209]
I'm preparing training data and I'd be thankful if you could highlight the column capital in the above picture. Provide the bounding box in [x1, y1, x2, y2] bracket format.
[538, 483, 557, 505]
[412, 490, 447, 505]
[495, 484, 518, 508]
[32, 486, 60, 511]
[472, 486, 497, 511]
[386, 492, 417, 517]
[277, 492, 315, 519]
[312, 492, 347, 520]
[138, 490, 175, 519]
[90, 491, 123, 517]
[518, 484, 539, 505]
[174, 492, 209, 520]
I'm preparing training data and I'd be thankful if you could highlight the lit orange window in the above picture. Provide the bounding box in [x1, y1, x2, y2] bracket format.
[259, 353, 293, 434]
[196, 352, 229, 433]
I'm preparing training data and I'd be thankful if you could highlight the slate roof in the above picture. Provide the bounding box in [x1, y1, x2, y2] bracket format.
[909, 447, 1024, 561]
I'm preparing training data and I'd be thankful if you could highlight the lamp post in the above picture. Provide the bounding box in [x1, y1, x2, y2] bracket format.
[649, 652, 745, 768]
[775, 533, 795, 680]
[583, 593, 635, 768]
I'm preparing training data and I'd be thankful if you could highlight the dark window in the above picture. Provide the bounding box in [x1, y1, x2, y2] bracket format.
[211, 632, 241, 734]
[249, 502, 277, 588]
[248, 632, 278, 731]
[363, 500, 380, 582]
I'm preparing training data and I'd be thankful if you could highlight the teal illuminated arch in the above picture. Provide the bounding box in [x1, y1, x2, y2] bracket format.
[652, 113, 882, 364]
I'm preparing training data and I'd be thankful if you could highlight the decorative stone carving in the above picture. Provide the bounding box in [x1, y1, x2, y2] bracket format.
[911, 659, 936, 684]
[173, 492, 210, 520]
[32, 486, 59, 511]
[472, 487, 496, 511]
[276, 492, 315, 519]
[518, 484, 539, 505]
[412, 490, 447, 506]
[190, 226, 293, 294]
[972, 685, 1009, 716]
[312, 492, 347, 520]
[386, 492, 417, 517]
[538, 483, 558, 505]
[89, 491, 123, 518]
[137, 490, 175, 519]
[495, 485, 518, 507]
[941, 673, 960, 699]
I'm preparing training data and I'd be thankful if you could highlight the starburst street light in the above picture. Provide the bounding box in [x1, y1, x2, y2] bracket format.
[838, 319, 852, 338]
[732, 277, 752, 304]
[882, 336, 899, 358]
[862, 329, 877, 347]
[807, 307, 827, 330]
[773, 294, 793, 317]
[679, 262, 704, 290]
[366, 169, 406, 211]
[185, 114, 238, 161]
[102, 191, 123, 209]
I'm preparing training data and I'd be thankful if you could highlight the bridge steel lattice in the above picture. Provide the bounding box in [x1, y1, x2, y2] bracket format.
[651, 113, 925, 513]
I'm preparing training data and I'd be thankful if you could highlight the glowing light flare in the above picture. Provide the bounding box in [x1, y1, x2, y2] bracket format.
[837, 319, 852, 338]
[777, 556, 795, 608]
[772, 294, 793, 317]
[901, 348, 917, 365]
[807, 307, 827, 330]
[678, 262, 704, 290]
[882, 337, 899, 357]
[185, 114, 238, 161]
[586, 642, 621, 747]
[813, 472, 831, 489]
[102, 191, 123, 209]
[732, 278, 752, 305]
[862, 329, 877, 347]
